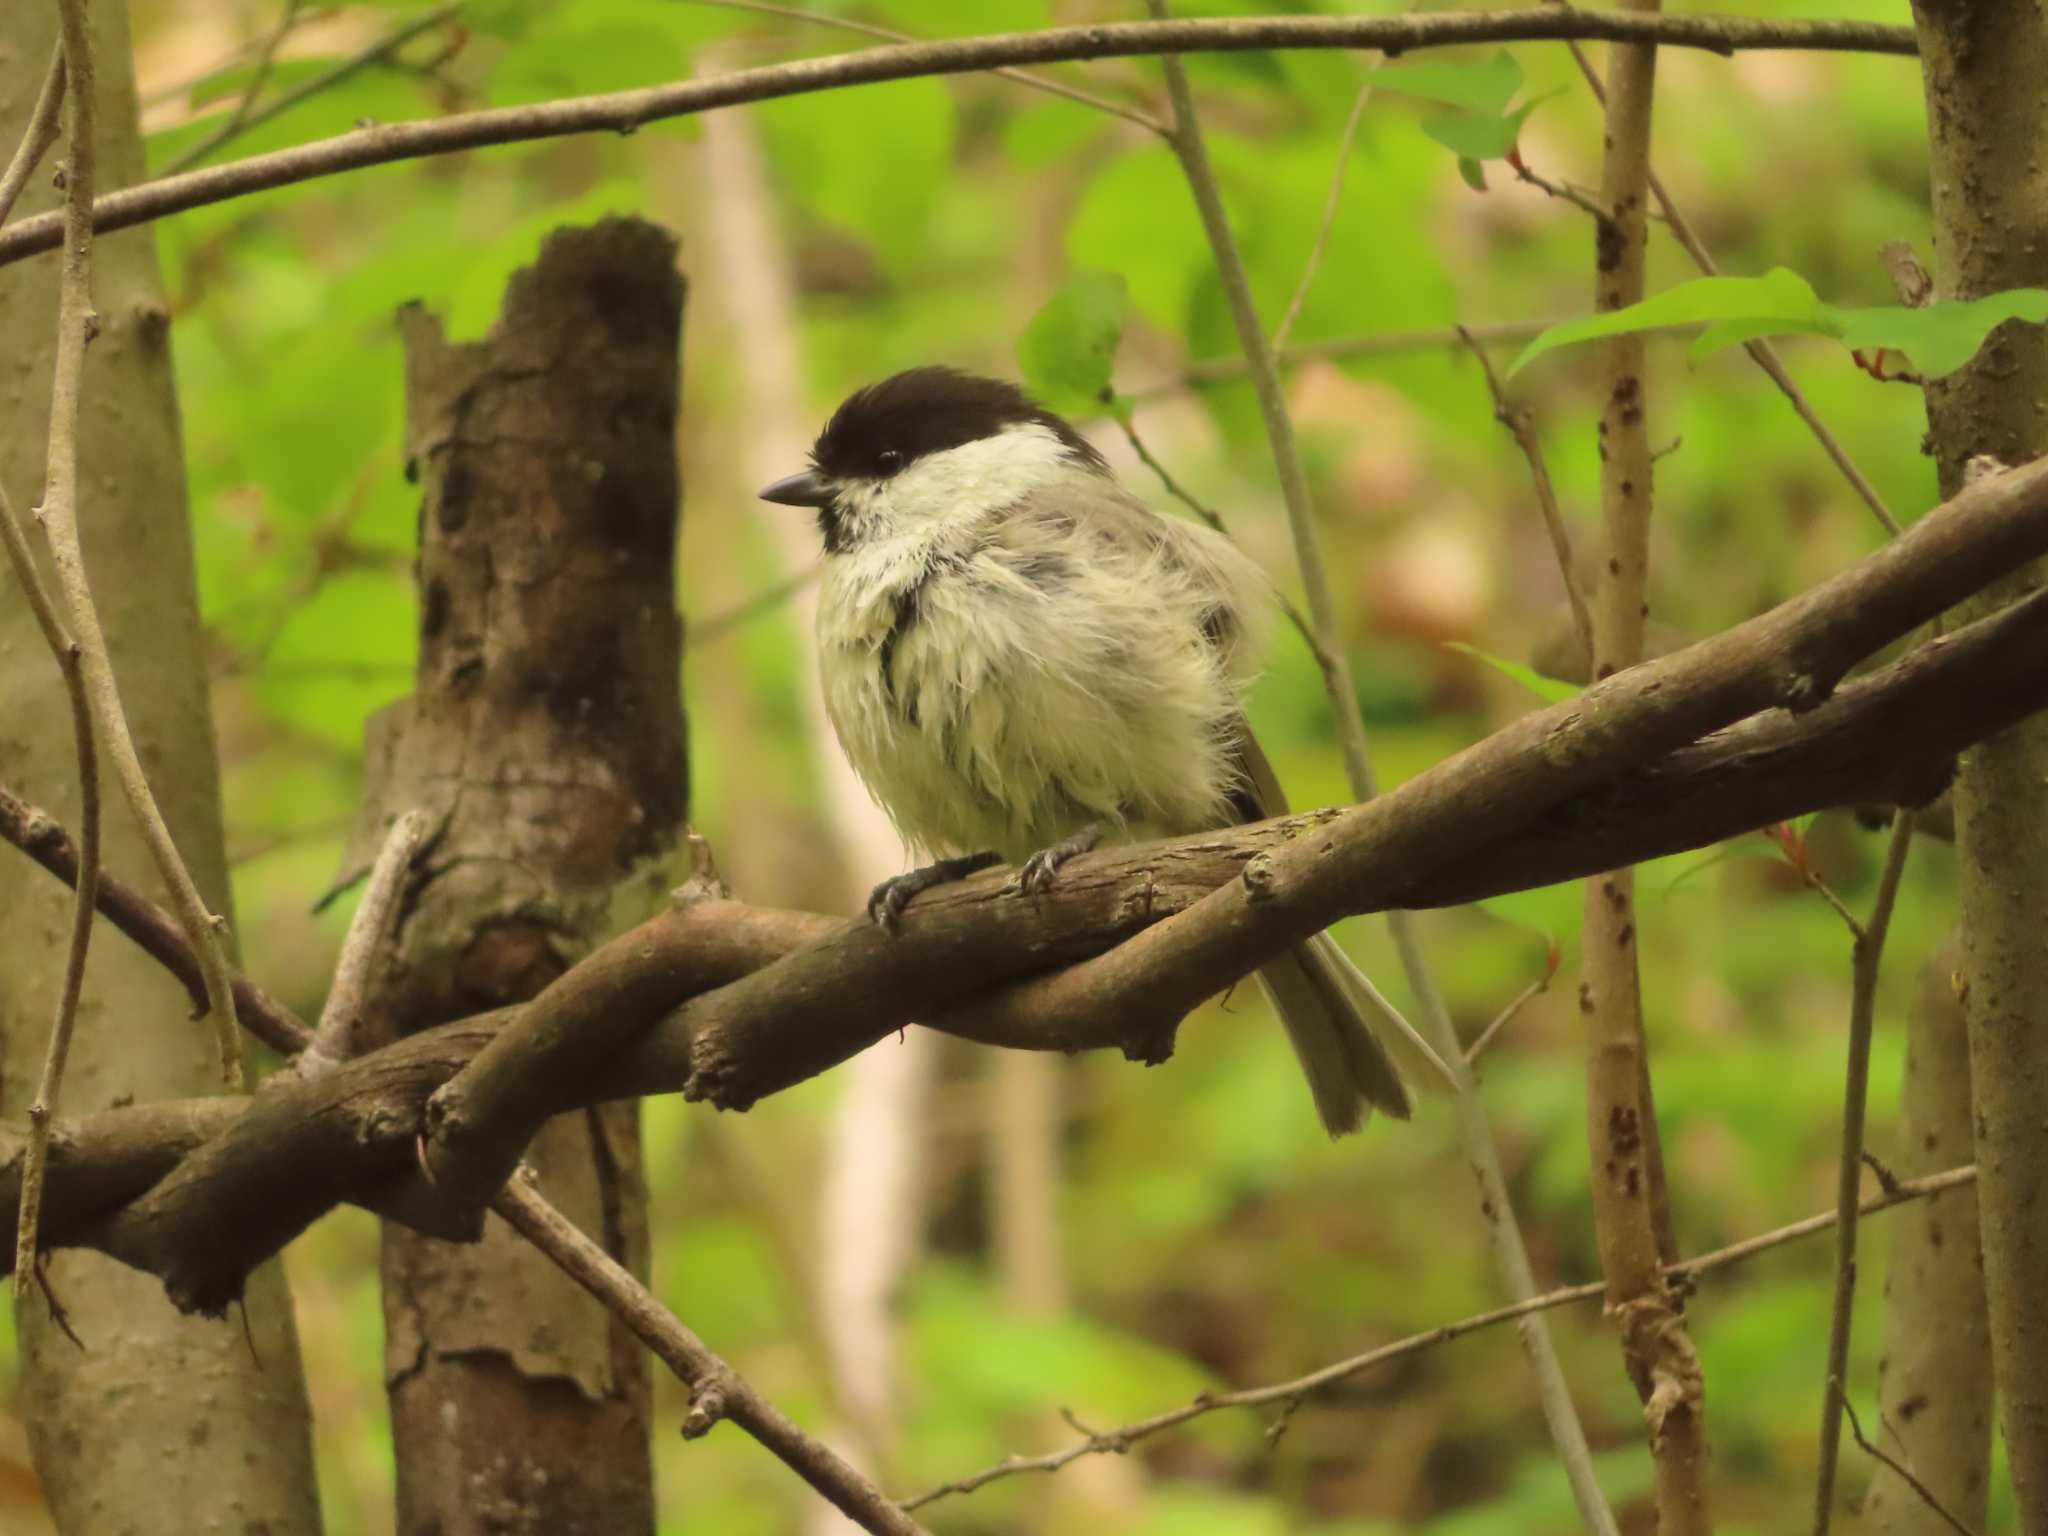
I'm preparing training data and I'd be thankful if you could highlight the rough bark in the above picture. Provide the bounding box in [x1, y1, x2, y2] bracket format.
[357, 217, 685, 1536]
[1863, 935, 1992, 1535]
[0, 4, 322, 1530]
[1909, 0, 2048, 1523]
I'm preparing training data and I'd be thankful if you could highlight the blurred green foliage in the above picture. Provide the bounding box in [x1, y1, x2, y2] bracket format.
[0, 0, 2013, 1531]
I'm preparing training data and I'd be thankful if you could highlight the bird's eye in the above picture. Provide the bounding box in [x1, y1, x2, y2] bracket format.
[876, 449, 903, 474]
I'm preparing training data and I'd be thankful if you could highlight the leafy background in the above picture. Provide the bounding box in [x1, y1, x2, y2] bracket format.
[0, 0, 2015, 1531]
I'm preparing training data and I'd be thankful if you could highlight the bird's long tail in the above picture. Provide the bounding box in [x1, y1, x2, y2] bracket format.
[1257, 933, 1455, 1137]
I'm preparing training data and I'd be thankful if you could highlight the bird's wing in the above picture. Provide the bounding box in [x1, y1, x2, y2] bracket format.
[1223, 714, 1290, 823]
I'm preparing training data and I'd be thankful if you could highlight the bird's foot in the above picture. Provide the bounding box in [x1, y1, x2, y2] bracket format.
[867, 851, 1002, 932]
[1018, 824, 1105, 894]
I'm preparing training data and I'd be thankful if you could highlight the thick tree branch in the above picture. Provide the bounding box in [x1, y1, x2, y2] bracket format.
[0, 587, 2033, 1309]
[0, 12, 1917, 271]
[3, 459, 2048, 1308]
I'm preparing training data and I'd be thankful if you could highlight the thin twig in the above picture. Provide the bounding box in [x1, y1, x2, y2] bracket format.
[0, 12, 1924, 270]
[1549, 14, 1899, 536]
[1813, 810, 1917, 1534]
[1510, 153, 1609, 219]
[1803, 866, 1866, 939]
[163, 3, 463, 176]
[0, 478, 97, 1303]
[1114, 412, 1330, 671]
[161, 0, 306, 176]
[298, 809, 430, 1071]
[903, 1165, 1977, 1511]
[1841, 1393, 1982, 1536]
[1271, 70, 1378, 353]
[2, 8, 89, 1321]
[36, 0, 246, 1092]
[0, 48, 65, 229]
[493, 1173, 931, 1536]
[1144, 14, 1618, 1531]
[692, 562, 819, 644]
[1458, 324, 1594, 660]
[683, 0, 1164, 134]
[1465, 959, 1555, 1066]
[1167, 318, 1556, 392]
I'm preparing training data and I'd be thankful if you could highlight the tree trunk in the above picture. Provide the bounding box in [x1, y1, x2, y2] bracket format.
[1909, 0, 2048, 1524]
[353, 218, 686, 1536]
[0, 3, 321, 1530]
[1863, 933, 1991, 1535]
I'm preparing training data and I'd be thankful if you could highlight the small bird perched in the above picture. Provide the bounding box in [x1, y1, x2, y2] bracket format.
[761, 366, 1446, 1135]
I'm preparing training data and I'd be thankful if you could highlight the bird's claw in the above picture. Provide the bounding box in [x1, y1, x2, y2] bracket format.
[1019, 848, 1063, 893]
[866, 876, 916, 932]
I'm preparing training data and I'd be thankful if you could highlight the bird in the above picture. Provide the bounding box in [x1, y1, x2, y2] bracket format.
[760, 365, 1448, 1135]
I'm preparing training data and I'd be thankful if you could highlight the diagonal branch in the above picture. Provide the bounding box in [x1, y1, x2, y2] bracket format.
[900, 1165, 1977, 1511]
[0, 464, 2039, 1313]
[0, 12, 1918, 270]
[492, 1174, 930, 1536]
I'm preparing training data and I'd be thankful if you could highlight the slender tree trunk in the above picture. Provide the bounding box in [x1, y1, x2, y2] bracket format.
[1579, 6, 1712, 1530]
[1908, 1, 2048, 1525]
[352, 218, 686, 1535]
[0, 3, 321, 1530]
[1863, 933, 1991, 1535]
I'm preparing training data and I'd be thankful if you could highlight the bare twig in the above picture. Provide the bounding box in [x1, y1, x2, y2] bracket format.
[493, 1173, 931, 1536]
[0, 12, 1922, 270]
[1843, 1394, 1983, 1536]
[161, 0, 306, 176]
[0, 478, 97, 1301]
[0, 48, 64, 229]
[0, 783, 310, 1057]
[1510, 153, 1608, 219]
[902, 1166, 1978, 1511]
[298, 810, 431, 1071]
[684, 0, 1164, 133]
[1167, 318, 1556, 392]
[1271, 71, 1378, 353]
[1458, 324, 1594, 659]
[37, 0, 246, 1092]
[1113, 412, 1330, 671]
[163, 3, 463, 176]
[1145, 14, 1617, 1530]
[1550, 17, 1899, 536]
[1813, 810, 1918, 1534]
[1465, 958, 1556, 1066]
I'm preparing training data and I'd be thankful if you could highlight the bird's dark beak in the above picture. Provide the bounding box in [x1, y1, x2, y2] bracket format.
[758, 469, 835, 508]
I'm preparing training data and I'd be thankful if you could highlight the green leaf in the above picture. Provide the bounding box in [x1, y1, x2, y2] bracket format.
[1378, 50, 1523, 115]
[1512, 264, 2048, 380]
[1837, 289, 2048, 378]
[1445, 642, 1581, 704]
[1456, 155, 1488, 191]
[1017, 269, 1129, 416]
[1510, 268, 1827, 377]
[1422, 107, 1519, 163]
[1421, 93, 1553, 164]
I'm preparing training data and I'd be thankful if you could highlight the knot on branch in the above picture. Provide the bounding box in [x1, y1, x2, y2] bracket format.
[681, 1373, 733, 1440]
